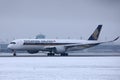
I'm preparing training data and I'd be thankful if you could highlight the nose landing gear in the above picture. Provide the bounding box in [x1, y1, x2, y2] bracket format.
[12, 50, 16, 56]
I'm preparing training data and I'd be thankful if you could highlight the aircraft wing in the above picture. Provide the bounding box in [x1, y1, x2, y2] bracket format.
[44, 37, 119, 52]
[65, 36, 119, 50]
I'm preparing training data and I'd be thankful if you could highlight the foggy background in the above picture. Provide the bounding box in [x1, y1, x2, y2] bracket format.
[0, 0, 120, 44]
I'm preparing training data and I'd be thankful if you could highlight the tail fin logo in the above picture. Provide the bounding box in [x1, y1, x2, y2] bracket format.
[92, 28, 99, 40]
[88, 25, 102, 40]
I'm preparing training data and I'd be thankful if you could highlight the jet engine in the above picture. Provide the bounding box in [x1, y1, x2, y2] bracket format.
[53, 46, 66, 53]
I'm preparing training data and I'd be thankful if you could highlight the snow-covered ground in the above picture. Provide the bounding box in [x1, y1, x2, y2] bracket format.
[0, 56, 120, 80]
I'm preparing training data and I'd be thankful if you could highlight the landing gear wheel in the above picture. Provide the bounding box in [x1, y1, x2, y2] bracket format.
[13, 50, 16, 56]
[65, 53, 68, 56]
[47, 53, 55, 56]
[13, 53, 16, 56]
[61, 53, 68, 56]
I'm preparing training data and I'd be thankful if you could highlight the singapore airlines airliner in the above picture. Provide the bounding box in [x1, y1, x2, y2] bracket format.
[7, 25, 119, 56]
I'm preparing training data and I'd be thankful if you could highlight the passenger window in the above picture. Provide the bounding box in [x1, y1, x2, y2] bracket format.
[10, 42, 16, 44]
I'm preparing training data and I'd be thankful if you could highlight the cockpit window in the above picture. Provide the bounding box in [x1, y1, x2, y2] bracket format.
[10, 42, 16, 44]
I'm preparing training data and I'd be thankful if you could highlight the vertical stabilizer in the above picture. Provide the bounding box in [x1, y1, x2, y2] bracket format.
[88, 25, 102, 40]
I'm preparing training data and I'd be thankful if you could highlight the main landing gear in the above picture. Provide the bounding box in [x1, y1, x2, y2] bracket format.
[47, 52, 68, 56]
[47, 53, 55, 56]
[60, 53, 68, 56]
[47, 50, 55, 56]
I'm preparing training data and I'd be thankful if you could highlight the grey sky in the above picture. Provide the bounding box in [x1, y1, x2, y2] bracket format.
[0, 0, 120, 44]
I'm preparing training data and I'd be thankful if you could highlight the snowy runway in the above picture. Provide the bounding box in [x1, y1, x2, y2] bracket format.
[0, 56, 120, 80]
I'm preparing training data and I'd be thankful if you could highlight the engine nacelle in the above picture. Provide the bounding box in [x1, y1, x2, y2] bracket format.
[54, 46, 66, 53]
[27, 50, 39, 54]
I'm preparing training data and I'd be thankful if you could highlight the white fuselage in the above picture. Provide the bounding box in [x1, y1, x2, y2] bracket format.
[8, 39, 98, 52]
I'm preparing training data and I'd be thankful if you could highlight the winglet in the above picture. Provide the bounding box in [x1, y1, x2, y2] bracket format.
[88, 25, 102, 40]
[113, 36, 119, 42]
[106, 36, 120, 43]
[101, 36, 120, 44]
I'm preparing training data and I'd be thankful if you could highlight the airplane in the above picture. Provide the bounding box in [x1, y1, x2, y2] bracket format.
[7, 25, 119, 56]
